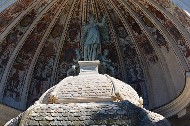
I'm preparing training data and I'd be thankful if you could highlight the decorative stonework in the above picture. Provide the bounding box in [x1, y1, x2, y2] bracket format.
[5, 61, 170, 125]
[1, 0, 63, 110]
[0, 0, 33, 33]
[0, 0, 189, 120]
[18, 102, 170, 126]
[27, 0, 74, 108]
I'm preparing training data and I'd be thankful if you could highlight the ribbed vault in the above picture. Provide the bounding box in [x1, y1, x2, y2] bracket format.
[0, 0, 190, 114]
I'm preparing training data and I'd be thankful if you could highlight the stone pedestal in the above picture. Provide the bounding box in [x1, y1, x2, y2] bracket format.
[78, 61, 100, 75]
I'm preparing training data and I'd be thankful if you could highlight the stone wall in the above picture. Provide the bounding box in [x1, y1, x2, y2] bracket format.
[0, 104, 21, 126]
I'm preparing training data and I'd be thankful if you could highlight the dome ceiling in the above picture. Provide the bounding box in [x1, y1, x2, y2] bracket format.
[0, 0, 190, 111]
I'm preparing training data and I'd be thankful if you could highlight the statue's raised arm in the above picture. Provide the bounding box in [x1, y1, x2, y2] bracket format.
[81, 22, 88, 43]
[98, 15, 109, 42]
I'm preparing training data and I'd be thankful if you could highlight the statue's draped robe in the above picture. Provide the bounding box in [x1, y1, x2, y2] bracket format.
[82, 16, 107, 61]
[85, 24, 100, 45]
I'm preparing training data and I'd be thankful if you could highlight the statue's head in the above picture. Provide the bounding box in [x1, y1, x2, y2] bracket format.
[103, 49, 109, 56]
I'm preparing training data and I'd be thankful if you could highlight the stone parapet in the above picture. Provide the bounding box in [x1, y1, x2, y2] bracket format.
[19, 101, 170, 126]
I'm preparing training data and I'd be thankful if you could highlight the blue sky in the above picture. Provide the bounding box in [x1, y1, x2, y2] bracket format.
[172, 0, 190, 16]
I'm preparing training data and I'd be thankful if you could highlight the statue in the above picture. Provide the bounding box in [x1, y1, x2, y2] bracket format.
[73, 48, 81, 63]
[99, 49, 116, 77]
[67, 15, 113, 76]
[82, 14, 108, 61]
[67, 48, 81, 76]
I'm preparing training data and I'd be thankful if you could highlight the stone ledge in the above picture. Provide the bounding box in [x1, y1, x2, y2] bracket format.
[55, 96, 113, 104]
[78, 61, 100, 75]
[19, 101, 170, 126]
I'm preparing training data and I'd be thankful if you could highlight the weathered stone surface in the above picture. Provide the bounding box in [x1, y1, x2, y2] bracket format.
[19, 101, 170, 126]
[39, 121, 49, 125]
[34, 116, 44, 121]
[37, 74, 142, 106]
[45, 116, 54, 121]
[7, 67, 170, 126]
